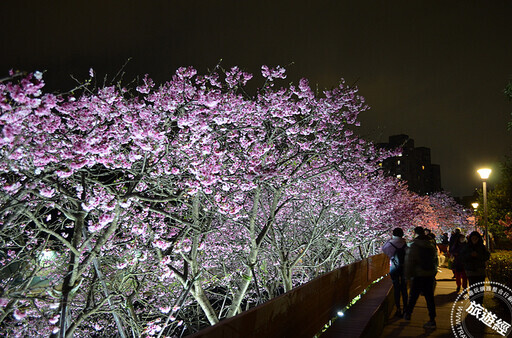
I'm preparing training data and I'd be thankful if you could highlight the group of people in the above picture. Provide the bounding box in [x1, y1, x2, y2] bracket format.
[448, 228, 490, 301]
[381, 226, 490, 330]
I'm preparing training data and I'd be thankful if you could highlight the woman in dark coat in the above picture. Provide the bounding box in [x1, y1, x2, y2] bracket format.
[451, 234, 468, 293]
[460, 231, 490, 302]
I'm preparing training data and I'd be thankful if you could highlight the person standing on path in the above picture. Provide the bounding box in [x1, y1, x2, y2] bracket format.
[451, 234, 468, 293]
[404, 226, 438, 329]
[448, 228, 462, 252]
[382, 227, 408, 318]
[460, 231, 490, 304]
[441, 232, 449, 245]
[448, 227, 462, 278]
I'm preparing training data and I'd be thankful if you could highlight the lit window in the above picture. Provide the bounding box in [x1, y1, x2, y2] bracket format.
[397, 174, 402, 179]
[422, 165, 425, 170]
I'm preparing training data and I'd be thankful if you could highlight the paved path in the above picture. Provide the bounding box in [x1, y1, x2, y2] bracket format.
[380, 268, 504, 337]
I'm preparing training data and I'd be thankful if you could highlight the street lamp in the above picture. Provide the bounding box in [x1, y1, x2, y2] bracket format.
[477, 168, 492, 250]
[471, 202, 479, 231]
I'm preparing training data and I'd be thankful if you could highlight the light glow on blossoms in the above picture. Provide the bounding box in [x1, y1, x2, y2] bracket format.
[13, 309, 27, 321]
[0, 67, 472, 337]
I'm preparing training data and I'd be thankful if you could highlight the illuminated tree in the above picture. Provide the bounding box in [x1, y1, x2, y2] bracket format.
[0, 67, 471, 336]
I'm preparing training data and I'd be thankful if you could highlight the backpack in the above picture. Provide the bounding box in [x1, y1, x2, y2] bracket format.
[390, 242, 407, 268]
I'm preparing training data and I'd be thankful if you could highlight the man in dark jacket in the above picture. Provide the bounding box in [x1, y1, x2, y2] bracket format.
[404, 226, 438, 329]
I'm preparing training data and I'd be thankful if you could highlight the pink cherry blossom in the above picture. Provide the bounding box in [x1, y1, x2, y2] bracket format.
[0, 68, 473, 337]
[13, 309, 27, 320]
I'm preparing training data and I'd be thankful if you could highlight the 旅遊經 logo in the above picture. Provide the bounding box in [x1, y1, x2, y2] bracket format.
[451, 281, 512, 337]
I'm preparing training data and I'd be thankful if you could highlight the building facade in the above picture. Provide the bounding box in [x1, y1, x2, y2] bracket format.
[379, 134, 442, 195]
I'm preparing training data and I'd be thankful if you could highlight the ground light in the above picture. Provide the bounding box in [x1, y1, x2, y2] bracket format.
[319, 276, 385, 335]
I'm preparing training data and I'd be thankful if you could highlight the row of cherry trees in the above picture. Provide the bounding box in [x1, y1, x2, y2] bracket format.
[0, 67, 472, 337]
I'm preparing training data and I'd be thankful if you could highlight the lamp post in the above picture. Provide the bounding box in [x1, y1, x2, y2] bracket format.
[471, 202, 479, 232]
[477, 168, 492, 250]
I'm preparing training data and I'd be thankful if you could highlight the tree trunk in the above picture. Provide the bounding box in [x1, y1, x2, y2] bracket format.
[227, 186, 282, 318]
[188, 194, 219, 325]
[58, 211, 84, 338]
[280, 264, 293, 293]
[226, 264, 253, 317]
[83, 225, 127, 338]
[191, 282, 219, 325]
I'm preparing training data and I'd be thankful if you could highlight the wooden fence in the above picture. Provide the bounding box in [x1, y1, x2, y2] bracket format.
[188, 253, 390, 338]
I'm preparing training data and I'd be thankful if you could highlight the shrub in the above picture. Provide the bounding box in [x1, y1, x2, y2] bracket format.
[487, 250, 512, 286]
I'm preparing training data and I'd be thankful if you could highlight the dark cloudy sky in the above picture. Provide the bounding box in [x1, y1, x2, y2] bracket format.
[2, 0, 512, 197]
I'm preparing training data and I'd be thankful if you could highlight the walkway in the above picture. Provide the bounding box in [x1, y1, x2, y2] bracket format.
[380, 268, 503, 337]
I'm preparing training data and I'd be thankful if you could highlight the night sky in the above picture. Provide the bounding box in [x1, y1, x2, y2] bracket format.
[2, 0, 512, 197]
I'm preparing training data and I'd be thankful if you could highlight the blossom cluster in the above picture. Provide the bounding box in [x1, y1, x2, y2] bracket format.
[0, 67, 472, 337]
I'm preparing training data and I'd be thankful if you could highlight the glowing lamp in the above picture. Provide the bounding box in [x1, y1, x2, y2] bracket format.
[477, 168, 492, 180]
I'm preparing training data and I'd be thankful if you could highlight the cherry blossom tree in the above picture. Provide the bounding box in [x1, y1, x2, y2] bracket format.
[0, 69, 202, 336]
[411, 192, 473, 237]
[0, 67, 472, 337]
